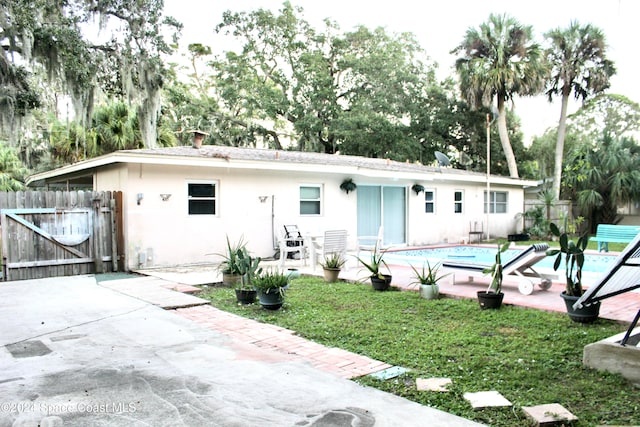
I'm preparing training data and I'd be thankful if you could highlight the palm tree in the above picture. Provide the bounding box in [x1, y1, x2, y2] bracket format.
[452, 13, 547, 178]
[93, 102, 139, 152]
[563, 134, 640, 228]
[545, 21, 616, 200]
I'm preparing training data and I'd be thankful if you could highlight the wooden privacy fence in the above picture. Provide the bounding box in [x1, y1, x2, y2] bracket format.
[0, 191, 123, 281]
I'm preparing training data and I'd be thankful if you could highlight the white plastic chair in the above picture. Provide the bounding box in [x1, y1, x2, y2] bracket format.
[357, 226, 385, 260]
[312, 229, 348, 270]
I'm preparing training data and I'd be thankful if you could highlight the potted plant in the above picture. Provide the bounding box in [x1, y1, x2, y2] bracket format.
[213, 235, 248, 287]
[547, 222, 600, 323]
[356, 244, 392, 291]
[340, 178, 357, 194]
[477, 241, 510, 309]
[234, 251, 262, 304]
[410, 260, 449, 300]
[320, 252, 346, 282]
[253, 269, 289, 310]
[411, 183, 425, 195]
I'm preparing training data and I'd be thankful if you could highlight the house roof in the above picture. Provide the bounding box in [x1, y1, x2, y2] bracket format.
[27, 145, 539, 187]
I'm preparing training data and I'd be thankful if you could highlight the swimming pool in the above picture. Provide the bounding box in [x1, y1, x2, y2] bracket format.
[384, 245, 618, 274]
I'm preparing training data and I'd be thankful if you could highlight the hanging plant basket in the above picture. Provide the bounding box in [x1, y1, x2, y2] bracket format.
[340, 178, 357, 194]
[411, 184, 425, 195]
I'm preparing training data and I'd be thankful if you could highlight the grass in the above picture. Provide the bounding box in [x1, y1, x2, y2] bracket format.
[200, 277, 639, 427]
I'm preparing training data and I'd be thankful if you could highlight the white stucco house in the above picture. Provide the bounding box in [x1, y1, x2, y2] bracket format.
[27, 145, 539, 270]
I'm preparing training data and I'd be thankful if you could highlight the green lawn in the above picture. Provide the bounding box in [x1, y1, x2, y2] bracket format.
[200, 278, 639, 427]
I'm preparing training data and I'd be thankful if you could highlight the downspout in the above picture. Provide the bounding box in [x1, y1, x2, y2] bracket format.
[271, 195, 277, 250]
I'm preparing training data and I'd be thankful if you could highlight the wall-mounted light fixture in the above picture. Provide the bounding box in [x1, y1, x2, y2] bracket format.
[160, 194, 172, 201]
[136, 193, 144, 205]
[258, 196, 269, 203]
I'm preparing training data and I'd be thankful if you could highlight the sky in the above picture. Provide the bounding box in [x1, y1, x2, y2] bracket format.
[162, 0, 638, 145]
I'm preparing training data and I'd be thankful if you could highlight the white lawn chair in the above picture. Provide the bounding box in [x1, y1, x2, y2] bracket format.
[357, 226, 386, 260]
[312, 229, 348, 270]
[442, 243, 555, 295]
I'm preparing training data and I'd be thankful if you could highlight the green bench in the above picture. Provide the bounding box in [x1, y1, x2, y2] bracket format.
[589, 224, 640, 252]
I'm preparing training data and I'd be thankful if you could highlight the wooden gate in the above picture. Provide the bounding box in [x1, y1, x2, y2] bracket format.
[0, 191, 124, 281]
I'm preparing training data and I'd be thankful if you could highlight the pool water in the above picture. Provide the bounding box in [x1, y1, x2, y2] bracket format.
[385, 245, 617, 274]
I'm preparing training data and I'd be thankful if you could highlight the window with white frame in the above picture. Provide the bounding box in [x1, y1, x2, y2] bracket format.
[188, 182, 217, 215]
[300, 185, 322, 215]
[425, 189, 435, 213]
[454, 190, 463, 213]
[484, 190, 508, 213]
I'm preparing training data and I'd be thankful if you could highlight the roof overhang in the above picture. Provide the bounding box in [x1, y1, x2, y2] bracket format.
[27, 148, 539, 189]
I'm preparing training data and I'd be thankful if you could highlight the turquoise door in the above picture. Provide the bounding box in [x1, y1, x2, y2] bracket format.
[357, 185, 406, 245]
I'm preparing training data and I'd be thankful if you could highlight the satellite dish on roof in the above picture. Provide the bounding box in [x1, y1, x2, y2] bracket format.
[434, 151, 451, 167]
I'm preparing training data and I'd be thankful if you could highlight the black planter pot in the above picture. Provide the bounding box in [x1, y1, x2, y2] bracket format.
[235, 289, 257, 304]
[477, 291, 504, 309]
[560, 292, 600, 323]
[370, 274, 392, 291]
[258, 288, 285, 310]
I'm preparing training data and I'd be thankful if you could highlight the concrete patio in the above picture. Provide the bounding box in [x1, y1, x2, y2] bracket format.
[0, 274, 484, 427]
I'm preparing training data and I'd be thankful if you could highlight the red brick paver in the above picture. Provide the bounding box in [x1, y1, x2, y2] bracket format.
[174, 304, 392, 379]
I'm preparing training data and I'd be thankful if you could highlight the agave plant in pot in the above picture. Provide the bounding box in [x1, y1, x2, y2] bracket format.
[253, 269, 289, 310]
[356, 244, 392, 291]
[477, 241, 510, 309]
[320, 252, 346, 282]
[212, 235, 248, 287]
[410, 260, 449, 300]
[547, 222, 600, 323]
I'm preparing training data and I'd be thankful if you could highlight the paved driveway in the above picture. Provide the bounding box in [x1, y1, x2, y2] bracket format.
[0, 275, 484, 426]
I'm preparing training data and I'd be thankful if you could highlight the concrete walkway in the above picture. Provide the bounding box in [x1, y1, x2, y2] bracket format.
[100, 275, 209, 309]
[0, 274, 484, 427]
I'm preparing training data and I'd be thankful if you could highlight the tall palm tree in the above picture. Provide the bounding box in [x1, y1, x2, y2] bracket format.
[545, 22, 616, 200]
[453, 13, 547, 178]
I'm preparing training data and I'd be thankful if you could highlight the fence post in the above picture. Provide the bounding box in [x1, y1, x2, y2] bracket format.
[92, 196, 104, 274]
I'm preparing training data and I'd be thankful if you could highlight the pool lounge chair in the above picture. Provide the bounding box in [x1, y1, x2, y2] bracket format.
[442, 243, 555, 295]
